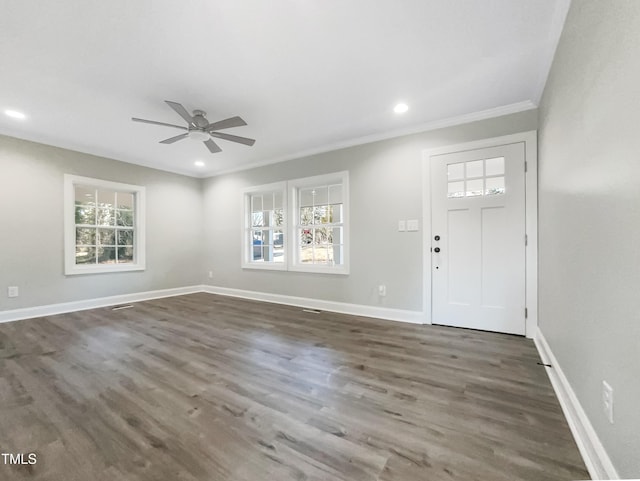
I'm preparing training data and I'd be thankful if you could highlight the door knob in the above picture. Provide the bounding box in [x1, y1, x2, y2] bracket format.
[434, 247, 441, 253]
[434, 235, 440, 241]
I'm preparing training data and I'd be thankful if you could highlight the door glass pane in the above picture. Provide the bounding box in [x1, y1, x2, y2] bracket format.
[466, 179, 484, 197]
[251, 211, 264, 227]
[485, 157, 505, 176]
[447, 162, 464, 181]
[263, 193, 274, 211]
[251, 195, 263, 212]
[485, 176, 505, 195]
[448, 181, 465, 198]
[75, 206, 95, 225]
[466, 160, 484, 178]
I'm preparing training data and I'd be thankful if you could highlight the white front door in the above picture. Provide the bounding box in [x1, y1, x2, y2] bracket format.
[431, 142, 526, 335]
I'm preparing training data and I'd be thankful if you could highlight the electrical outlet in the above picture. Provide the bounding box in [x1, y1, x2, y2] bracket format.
[602, 380, 614, 424]
[378, 284, 386, 296]
[7, 286, 19, 298]
[398, 220, 406, 232]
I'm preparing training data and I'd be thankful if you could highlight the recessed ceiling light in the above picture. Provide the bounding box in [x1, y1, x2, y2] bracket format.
[194, 160, 205, 167]
[5, 109, 26, 120]
[393, 103, 409, 114]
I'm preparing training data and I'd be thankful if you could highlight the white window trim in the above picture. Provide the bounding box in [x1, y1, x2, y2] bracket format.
[241, 181, 288, 271]
[289, 171, 350, 275]
[64, 174, 146, 275]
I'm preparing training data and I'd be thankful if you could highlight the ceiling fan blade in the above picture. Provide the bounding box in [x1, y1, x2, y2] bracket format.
[165, 101, 195, 126]
[206, 116, 247, 132]
[160, 133, 189, 144]
[132, 117, 188, 130]
[210, 131, 256, 146]
[204, 139, 222, 153]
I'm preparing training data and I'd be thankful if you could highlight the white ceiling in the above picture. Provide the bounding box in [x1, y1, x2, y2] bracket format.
[0, 0, 569, 177]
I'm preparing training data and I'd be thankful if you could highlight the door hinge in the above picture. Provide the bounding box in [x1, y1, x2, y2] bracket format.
[525, 234, 528, 246]
[525, 308, 528, 319]
[525, 161, 528, 173]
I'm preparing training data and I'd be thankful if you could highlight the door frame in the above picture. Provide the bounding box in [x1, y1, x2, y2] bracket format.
[421, 131, 538, 338]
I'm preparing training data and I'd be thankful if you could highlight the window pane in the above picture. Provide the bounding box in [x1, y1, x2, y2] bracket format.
[485, 157, 505, 176]
[274, 191, 283, 209]
[116, 210, 134, 227]
[328, 185, 342, 204]
[118, 229, 134, 246]
[330, 204, 343, 223]
[273, 230, 284, 262]
[263, 193, 274, 211]
[466, 160, 484, 178]
[331, 227, 343, 245]
[75, 246, 96, 265]
[76, 227, 96, 245]
[299, 206, 313, 225]
[251, 211, 264, 227]
[97, 208, 115, 226]
[466, 179, 484, 197]
[117, 192, 134, 209]
[312, 186, 328, 205]
[314, 205, 330, 224]
[97, 246, 116, 264]
[98, 228, 115, 245]
[75, 206, 95, 225]
[485, 176, 505, 195]
[314, 227, 332, 245]
[447, 162, 464, 181]
[274, 208, 284, 227]
[299, 188, 315, 207]
[98, 189, 116, 208]
[251, 195, 263, 212]
[332, 244, 343, 265]
[75, 186, 95, 206]
[447, 181, 465, 198]
[117, 247, 134, 263]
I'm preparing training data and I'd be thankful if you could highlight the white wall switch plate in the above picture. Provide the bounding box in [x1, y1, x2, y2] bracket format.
[407, 219, 419, 231]
[7, 286, 19, 298]
[398, 220, 406, 232]
[378, 284, 386, 296]
[602, 380, 614, 424]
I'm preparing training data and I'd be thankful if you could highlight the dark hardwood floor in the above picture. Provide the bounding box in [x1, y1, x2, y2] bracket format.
[0, 293, 588, 480]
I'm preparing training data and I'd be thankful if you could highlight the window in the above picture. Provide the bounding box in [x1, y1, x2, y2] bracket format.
[64, 175, 145, 275]
[447, 157, 505, 198]
[241, 172, 349, 275]
[290, 172, 348, 274]
[242, 182, 287, 269]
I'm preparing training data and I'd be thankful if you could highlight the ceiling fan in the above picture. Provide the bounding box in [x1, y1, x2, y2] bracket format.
[132, 100, 255, 154]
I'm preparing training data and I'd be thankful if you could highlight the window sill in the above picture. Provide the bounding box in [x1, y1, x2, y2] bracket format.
[65, 264, 146, 276]
[241, 262, 288, 271]
[288, 264, 350, 275]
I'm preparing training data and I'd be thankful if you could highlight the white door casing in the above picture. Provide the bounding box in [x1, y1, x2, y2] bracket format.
[431, 142, 526, 335]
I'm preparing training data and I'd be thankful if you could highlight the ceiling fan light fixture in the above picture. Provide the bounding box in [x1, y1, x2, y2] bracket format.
[188, 130, 210, 142]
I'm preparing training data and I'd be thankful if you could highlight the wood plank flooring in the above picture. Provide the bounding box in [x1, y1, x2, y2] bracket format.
[0, 293, 588, 480]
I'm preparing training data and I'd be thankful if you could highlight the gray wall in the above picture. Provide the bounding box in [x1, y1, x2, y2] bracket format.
[202, 110, 537, 312]
[538, 1, 640, 477]
[0, 135, 203, 311]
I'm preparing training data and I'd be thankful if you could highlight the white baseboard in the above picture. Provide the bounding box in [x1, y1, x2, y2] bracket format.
[534, 327, 619, 480]
[203, 285, 425, 324]
[0, 285, 206, 324]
